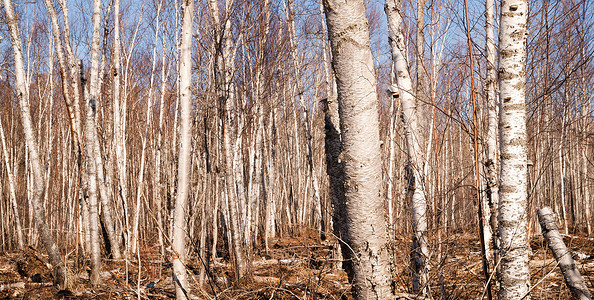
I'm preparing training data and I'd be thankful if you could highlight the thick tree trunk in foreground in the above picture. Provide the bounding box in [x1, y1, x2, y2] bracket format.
[385, 0, 429, 295]
[172, 0, 194, 298]
[497, 0, 531, 299]
[323, 0, 394, 298]
[2, 0, 70, 290]
[538, 207, 591, 300]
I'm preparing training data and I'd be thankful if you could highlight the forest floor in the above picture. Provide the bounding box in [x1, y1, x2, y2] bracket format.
[0, 231, 593, 299]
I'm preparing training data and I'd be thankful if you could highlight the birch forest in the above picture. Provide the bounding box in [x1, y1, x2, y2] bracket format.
[0, 0, 592, 299]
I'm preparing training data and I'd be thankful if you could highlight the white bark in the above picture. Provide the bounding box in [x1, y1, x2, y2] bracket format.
[2, 0, 70, 289]
[385, 0, 429, 295]
[497, 0, 531, 298]
[484, 0, 498, 269]
[132, 0, 162, 258]
[112, 0, 130, 254]
[172, 0, 194, 298]
[208, 0, 249, 281]
[0, 120, 24, 249]
[83, 0, 105, 285]
[154, 23, 169, 254]
[285, 0, 323, 233]
[323, 0, 394, 298]
[42, 0, 81, 150]
[264, 107, 277, 249]
[538, 207, 591, 300]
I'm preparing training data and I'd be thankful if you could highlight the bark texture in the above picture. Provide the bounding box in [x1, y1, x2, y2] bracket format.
[498, 0, 531, 298]
[2, 0, 71, 290]
[171, 0, 194, 299]
[85, 0, 105, 285]
[323, 0, 394, 298]
[484, 0, 498, 271]
[385, 0, 429, 295]
[538, 207, 591, 300]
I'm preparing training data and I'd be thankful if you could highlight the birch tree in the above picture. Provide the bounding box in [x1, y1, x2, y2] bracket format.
[0, 119, 23, 249]
[2, 0, 70, 289]
[83, 0, 106, 285]
[208, 0, 250, 281]
[323, 0, 394, 298]
[538, 207, 591, 300]
[171, 0, 194, 298]
[112, 0, 129, 254]
[497, 0, 531, 298]
[385, 0, 429, 295]
[484, 0, 498, 269]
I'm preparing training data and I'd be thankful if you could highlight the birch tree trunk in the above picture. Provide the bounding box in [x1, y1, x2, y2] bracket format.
[208, 0, 249, 282]
[43, 0, 121, 261]
[484, 0, 499, 270]
[497, 0, 531, 298]
[42, 0, 81, 150]
[0, 119, 24, 249]
[323, 0, 394, 298]
[133, 0, 162, 258]
[171, 0, 193, 298]
[385, 0, 429, 295]
[538, 207, 591, 300]
[83, 0, 105, 285]
[2, 0, 70, 289]
[286, 0, 323, 234]
[154, 23, 169, 254]
[112, 0, 130, 254]
[416, 0, 428, 135]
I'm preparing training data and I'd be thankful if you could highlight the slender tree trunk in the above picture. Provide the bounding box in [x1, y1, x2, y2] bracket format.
[385, 0, 429, 295]
[2, 0, 71, 289]
[154, 21, 169, 256]
[208, 0, 249, 282]
[132, 0, 162, 258]
[285, 0, 323, 234]
[112, 0, 130, 254]
[0, 120, 24, 249]
[538, 207, 591, 300]
[264, 107, 277, 250]
[323, 0, 394, 298]
[171, 0, 194, 298]
[82, 0, 105, 285]
[497, 0, 531, 298]
[484, 0, 499, 274]
[463, 1, 492, 297]
[416, 0, 428, 136]
[42, 0, 81, 152]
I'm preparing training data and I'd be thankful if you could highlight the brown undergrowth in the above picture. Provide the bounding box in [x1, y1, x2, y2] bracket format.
[0, 232, 592, 299]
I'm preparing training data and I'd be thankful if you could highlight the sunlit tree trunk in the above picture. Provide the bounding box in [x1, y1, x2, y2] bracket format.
[154, 24, 169, 254]
[538, 207, 591, 300]
[497, 0, 531, 298]
[2, 0, 71, 289]
[208, 0, 249, 282]
[0, 120, 24, 249]
[82, 0, 105, 285]
[323, 0, 394, 298]
[416, 0, 428, 134]
[285, 0, 323, 233]
[112, 0, 129, 254]
[132, 0, 163, 259]
[171, 0, 194, 298]
[484, 0, 498, 271]
[385, 0, 429, 295]
[42, 0, 81, 151]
